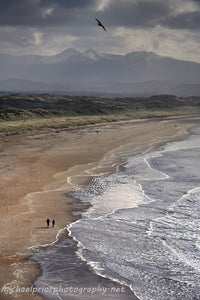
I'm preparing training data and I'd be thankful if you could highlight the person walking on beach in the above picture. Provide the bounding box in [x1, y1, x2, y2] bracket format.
[52, 219, 55, 228]
[46, 218, 50, 227]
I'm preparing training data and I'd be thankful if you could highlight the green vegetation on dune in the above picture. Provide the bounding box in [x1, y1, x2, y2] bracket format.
[0, 94, 199, 133]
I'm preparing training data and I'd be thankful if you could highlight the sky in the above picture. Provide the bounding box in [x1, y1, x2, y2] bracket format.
[1, 0, 200, 62]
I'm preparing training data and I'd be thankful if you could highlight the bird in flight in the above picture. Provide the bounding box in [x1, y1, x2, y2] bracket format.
[95, 17, 107, 31]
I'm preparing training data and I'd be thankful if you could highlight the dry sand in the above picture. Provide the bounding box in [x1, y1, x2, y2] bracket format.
[0, 116, 199, 300]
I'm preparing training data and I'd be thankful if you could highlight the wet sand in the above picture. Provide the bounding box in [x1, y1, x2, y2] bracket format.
[0, 116, 198, 300]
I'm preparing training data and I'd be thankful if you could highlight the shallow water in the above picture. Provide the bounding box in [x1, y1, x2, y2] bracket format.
[32, 127, 200, 300]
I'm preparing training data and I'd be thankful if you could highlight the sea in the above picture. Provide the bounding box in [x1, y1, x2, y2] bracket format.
[31, 126, 200, 300]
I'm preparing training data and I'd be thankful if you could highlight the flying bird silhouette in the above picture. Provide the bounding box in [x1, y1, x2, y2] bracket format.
[95, 17, 107, 31]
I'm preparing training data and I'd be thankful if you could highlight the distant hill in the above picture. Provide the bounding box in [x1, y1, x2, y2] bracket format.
[0, 93, 199, 120]
[0, 94, 199, 134]
[0, 49, 200, 96]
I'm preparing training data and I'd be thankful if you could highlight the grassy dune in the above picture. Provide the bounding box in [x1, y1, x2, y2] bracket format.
[0, 94, 199, 133]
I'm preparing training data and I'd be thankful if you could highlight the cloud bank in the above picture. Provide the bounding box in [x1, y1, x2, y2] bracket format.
[0, 0, 200, 62]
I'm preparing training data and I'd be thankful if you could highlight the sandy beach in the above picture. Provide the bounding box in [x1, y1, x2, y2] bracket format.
[0, 116, 199, 300]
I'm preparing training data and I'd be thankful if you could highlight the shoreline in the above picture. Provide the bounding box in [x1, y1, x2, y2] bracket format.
[0, 116, 199, 300]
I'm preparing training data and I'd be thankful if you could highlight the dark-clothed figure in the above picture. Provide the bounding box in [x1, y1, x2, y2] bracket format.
[52, 219, 55, 228]
[46, 218, 50, 227]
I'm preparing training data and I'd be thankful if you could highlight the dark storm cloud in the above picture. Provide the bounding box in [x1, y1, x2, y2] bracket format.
[0, 0, 98, 26]
[162, 11, 200, 29]
[99, 0, 172, 28]
[0, 0, 42, 26]
[1, 0, 200, 31]
[99, 0, 200, 32]
[41, 0, 95, 8]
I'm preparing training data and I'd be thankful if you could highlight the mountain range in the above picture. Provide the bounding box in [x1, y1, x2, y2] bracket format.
[0, 48, 200, 96]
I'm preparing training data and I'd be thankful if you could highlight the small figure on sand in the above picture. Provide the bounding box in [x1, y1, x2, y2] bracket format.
[52, 219, 55, 228]
[46, 218, 50, 227]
